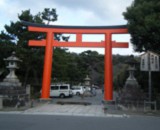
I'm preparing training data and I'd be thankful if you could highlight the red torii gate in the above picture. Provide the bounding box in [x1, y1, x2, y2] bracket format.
[23, 21, 128, 101]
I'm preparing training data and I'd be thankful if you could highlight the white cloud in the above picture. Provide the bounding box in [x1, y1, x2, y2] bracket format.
[0, 0, 5, 6]
[53, 0, 133, 25]
[0, 0, 133, 27]
[0, 0, 140, 55]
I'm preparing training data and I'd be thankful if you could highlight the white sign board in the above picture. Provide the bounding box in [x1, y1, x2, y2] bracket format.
[141, 53, 149, 71]
[140, 52, 159, 71]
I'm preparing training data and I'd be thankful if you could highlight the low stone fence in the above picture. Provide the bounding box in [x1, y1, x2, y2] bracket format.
[0, 86, 29, 108]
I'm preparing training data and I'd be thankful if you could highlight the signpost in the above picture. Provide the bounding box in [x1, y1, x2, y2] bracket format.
[141, 51, 160, 101]
[141, 51, 159, 111]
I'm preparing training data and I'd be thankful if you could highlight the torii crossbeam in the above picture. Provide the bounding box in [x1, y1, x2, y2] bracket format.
[23, 21, 129, 101]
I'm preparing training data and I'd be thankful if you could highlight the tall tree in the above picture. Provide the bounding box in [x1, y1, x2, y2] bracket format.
[42, 8, 58, 25]
[0, 8, 59, 86]
[123, 0, 160, 53]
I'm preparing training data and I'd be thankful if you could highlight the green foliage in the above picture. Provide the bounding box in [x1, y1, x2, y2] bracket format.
[1, 8, 159, 94]
[77, 50, 104, 85]
[123, 0, 160, 53]
[42, 8, 58, 24]
[0, 8, 58, 87]
[113, 55, 129, 90]
[52, 49, 104, 86]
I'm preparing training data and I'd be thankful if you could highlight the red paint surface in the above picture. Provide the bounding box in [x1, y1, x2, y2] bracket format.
[28, 25, 128, 101]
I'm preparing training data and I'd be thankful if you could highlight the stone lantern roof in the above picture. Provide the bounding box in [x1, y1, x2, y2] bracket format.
[125, 55, 139, 65]
[4, 52, 22, 62]
[84, 75, 91, 81]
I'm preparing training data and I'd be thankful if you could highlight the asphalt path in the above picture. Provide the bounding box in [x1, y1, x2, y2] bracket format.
[0, 114, 160, 130]
[50, 89, 104, 105]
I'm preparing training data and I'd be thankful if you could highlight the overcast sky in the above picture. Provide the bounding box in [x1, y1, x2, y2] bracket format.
[0, 0, 140, 55]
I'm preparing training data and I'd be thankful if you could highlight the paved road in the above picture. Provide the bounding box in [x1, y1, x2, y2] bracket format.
[0, 114, 160, 130]
[50, 89, 104, 105]
[23, 89, 110, 117]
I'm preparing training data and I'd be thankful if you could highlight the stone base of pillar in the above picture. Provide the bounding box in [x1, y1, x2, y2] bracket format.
[39, 98, 52, 103]
[102, 100, 118, 113]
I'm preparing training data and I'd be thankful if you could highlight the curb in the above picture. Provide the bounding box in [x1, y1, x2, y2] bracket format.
[0, 111, 127, 118]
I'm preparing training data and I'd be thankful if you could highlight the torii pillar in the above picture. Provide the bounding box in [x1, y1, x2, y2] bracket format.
[23, 21, 128, 101]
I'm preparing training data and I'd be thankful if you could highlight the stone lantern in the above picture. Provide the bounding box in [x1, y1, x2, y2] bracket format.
[84, 75, 91, 91]
[119, 55, 146, 109]
[0, 52, 22, 87]
[84, 75, 91, 86]
[0, 52, 29, 108]
[124, 55, 139, 89]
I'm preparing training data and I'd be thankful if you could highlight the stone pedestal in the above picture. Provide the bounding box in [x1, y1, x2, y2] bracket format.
[0, 81, 22, 88]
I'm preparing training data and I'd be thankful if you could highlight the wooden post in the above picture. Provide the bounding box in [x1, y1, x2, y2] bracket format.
[104, 33, 113, 100]
[41, 31, 53, 99]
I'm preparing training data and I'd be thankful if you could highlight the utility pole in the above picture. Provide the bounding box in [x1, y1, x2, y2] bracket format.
[148, 52, 152, 102]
